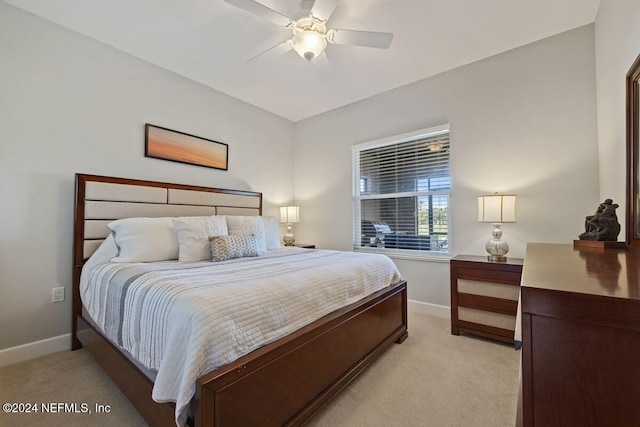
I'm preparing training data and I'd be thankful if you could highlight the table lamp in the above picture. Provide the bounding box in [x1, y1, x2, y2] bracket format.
[280, 206, 300, 246]
[478, 194, 516, 261]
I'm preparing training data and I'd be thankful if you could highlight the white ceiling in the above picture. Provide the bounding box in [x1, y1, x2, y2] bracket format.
[4, 0, 601, 122]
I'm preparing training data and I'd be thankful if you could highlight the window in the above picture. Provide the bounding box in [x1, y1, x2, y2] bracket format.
[352, 125, 450, 257]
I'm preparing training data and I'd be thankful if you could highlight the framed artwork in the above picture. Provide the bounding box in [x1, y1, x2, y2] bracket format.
[145, 124, 228, 170]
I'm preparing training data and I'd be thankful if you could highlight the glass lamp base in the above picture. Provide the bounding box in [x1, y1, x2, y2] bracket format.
[485, 223, 509, 261]
[283, 232, 295, 246]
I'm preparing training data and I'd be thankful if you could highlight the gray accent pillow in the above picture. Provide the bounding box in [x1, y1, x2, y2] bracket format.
[209, 234, 260, 262]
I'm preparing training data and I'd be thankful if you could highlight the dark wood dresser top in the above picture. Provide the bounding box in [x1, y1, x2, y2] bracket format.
[521, 243, 640, 300]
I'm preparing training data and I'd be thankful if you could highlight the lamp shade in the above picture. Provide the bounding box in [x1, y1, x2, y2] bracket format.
[280, 206, 300, 223]
[478, 195, 516, 223]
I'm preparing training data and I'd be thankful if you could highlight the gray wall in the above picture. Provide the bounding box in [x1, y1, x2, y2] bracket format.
[0, 2, 294, 350]
[293, 25, 599, 306]
[595, 0, 640, 230]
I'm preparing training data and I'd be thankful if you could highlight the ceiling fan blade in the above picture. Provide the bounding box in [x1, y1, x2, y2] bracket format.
[312, 51, 334, 81]
[247, 41, 292, 62]
[310, 0, 340, 22]
[224, 0, 292, 27]
[328, 29, 393, 49]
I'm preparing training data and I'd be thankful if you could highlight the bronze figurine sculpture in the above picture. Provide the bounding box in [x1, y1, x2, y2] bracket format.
[579, 199, 621, 241]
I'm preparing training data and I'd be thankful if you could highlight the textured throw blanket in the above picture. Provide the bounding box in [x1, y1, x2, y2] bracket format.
[80, 248, 402, 426]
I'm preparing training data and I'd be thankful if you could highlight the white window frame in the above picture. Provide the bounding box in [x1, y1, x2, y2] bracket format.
[352, 124, 451, 262]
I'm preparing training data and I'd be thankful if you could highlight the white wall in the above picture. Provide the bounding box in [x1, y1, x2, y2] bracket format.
[1, 1, 618, 353]
[594, 0, 640, 233]
[0, 3, 294, 351]
[293, 25, 599, 306]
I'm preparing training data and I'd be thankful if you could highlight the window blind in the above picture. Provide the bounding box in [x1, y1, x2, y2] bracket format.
[353, 127, 450, 255]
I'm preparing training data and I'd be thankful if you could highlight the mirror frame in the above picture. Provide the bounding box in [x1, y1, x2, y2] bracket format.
[626, 53, 640, 246]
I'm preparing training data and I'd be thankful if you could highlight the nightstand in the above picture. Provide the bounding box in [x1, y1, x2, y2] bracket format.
[450, 255, 523, 345]
[292, 243, 315, 249]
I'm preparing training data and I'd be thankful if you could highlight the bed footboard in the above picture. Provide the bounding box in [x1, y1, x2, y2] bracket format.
[74, 281, 407, 427]
[194, 280, 408, 426]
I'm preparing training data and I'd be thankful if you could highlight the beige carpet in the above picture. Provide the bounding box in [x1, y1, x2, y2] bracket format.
[0, 311, 520, 426]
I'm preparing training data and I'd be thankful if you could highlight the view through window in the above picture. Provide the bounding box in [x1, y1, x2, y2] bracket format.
[352, 125, 450, 256]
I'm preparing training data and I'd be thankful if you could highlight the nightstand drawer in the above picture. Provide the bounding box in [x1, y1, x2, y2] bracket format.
[458, 293, 518, 316]
[458, 279, 520, 300]
[458, 307, 516, 331]
[457, 267, 521, 285]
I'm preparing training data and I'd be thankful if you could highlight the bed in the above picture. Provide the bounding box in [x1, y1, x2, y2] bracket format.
[71, 173, 408, 426]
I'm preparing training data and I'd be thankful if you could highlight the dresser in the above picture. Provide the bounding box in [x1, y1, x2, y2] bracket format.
[520, 243, 640, 426]
[450, 255, 523, 344]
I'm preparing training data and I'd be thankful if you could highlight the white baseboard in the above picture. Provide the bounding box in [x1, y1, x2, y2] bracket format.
[408, 299, 450, 319]
[0, 333, 71, 368]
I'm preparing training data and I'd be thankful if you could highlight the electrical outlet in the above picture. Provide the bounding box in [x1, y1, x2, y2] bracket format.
[52, 287, 65, 303]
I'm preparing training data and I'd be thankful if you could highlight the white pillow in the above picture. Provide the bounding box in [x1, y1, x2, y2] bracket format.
[226, 215, 267, 253]
[173, 216, 228, 262]
[108, 217, 178, 262]
[262, 216, 281, 250]
[83, 234, 118, 269]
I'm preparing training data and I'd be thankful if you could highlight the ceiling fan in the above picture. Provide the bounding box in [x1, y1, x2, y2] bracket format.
[224, 0, 393, 75]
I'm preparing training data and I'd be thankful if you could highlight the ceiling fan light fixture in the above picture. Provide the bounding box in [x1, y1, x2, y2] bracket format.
[291, 30, 326, 61]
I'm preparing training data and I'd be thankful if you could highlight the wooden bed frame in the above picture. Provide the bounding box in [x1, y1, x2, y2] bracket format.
[72, 173, 408, 426]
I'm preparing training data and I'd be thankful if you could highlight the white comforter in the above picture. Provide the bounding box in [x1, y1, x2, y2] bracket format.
[80, 245, 402, 426]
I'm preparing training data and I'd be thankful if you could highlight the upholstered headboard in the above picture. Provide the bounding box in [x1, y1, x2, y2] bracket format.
[73, 173, 262, 265]
[71, 174, 262, 344]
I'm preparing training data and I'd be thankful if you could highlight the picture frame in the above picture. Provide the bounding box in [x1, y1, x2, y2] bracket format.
[145, 123, 228, 171]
